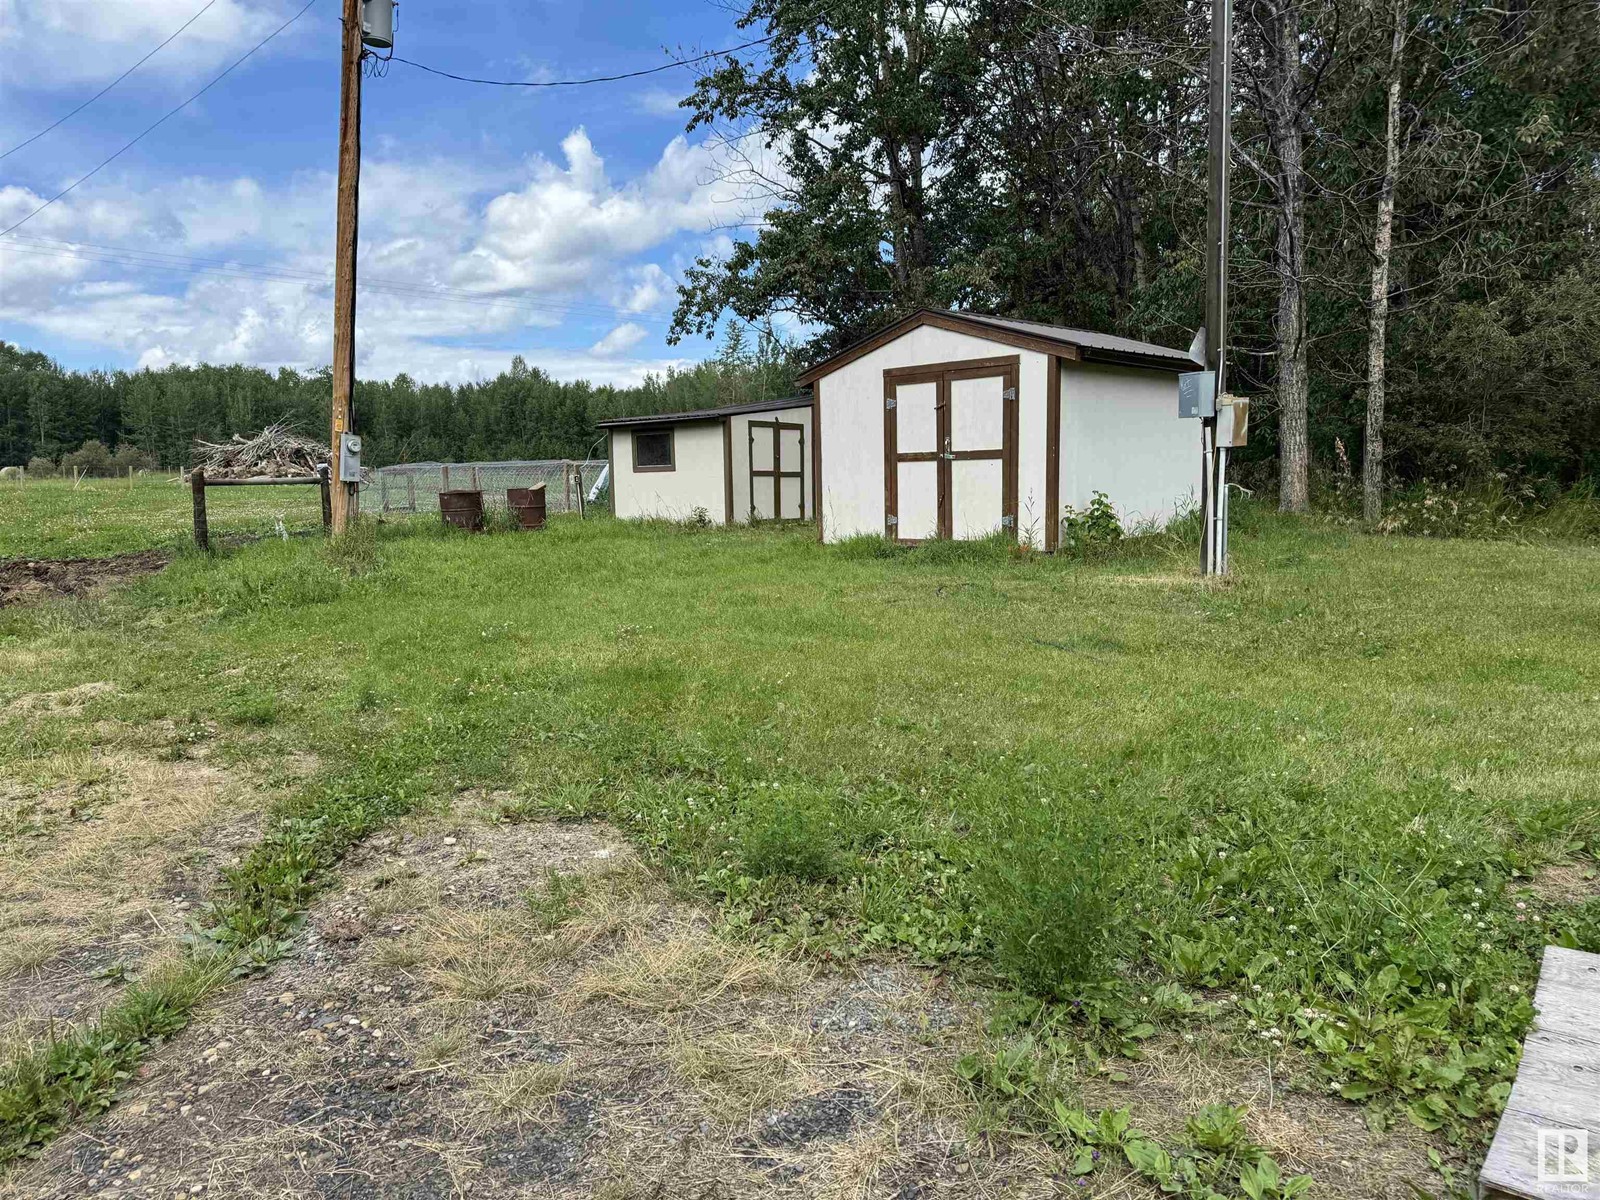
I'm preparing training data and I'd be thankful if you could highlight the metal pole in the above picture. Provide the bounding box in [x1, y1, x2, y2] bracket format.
[329, 0, 363, 534]
[1202, 0, 1233, 575]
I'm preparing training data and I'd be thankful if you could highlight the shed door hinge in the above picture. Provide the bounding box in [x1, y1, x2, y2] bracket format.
[1001, 515, 1016, 528]
[1003, 387, 1017, 402]
[886, 514, 898, 527]
[885, 397, 897, 410]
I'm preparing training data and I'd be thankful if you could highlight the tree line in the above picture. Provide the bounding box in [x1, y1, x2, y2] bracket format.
[672, 0, 1600, 513]
[0, 324, 795, 473]
[7, 0, 1595, 508]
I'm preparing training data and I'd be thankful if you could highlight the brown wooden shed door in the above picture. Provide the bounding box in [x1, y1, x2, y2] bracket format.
[748, 420, 806, 522]
[884, 357, 1018, 542]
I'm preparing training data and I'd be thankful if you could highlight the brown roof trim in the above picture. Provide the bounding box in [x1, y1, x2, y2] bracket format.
[596, 394, 812, 429]
[794, 309, 1197, 384]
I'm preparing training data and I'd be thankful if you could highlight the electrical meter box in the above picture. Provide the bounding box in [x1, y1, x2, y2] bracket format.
[1178, 370, 1216, 419]
[339, 432, 363, 480]
[1215, 396, 1250, 448]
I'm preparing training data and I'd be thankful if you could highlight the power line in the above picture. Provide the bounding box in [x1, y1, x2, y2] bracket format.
[0, 0, 221, 162]
[387, 34, 775, 88]
[0, 0, 319, 239]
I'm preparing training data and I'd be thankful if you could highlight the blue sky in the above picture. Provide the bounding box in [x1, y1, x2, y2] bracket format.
[0, 0, 780, 384]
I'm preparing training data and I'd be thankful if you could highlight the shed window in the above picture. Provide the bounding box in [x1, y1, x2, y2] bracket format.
[633, 429, 674, 471]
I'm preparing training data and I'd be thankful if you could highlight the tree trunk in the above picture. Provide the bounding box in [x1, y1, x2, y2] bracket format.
[1269, 1, 1311, 513]
[1363, 0, 1406, 525]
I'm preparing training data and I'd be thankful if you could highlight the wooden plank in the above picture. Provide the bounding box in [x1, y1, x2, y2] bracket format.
[722, 417, 733, 525]
[811, 380, 823, 541]
[1045, 354, 1061, 552]
[1480, 946, 1600, 1198]
[199, 475, 323, 487]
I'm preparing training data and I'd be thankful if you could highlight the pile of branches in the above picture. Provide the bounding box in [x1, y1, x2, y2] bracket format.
[190, 423, 329, 480]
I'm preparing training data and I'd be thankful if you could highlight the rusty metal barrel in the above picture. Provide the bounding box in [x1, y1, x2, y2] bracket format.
[506, 484, 547, 530]
[438, 489, 485, 531]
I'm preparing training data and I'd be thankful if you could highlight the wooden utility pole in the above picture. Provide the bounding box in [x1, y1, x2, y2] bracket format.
[329, 0, 363, 534]
[1201, 0, 1233, 574]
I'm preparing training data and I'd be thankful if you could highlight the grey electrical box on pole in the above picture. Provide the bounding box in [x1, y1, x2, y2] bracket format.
[1179, 371, 1217, 419]
[361, 0, 395, 49]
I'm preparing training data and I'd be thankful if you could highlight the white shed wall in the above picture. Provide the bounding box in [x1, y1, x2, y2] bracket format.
[610, 422, 728, 524]
[729, 405, 813, 523]
[816, 325, 1050, 543]
[1058, 362, 1196, 530]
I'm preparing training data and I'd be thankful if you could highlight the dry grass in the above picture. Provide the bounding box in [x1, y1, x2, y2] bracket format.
[1526, 858, 1600, 903]
[419, 908, 568, 1001]
[466, 1062, 571, 1130]
[569, 930, 805, 1014]
[0, 752, 269, 1009]
[2, 681, 117, 718]
[817, 1126, 907, 1200]
[667, 1020, 821, 1121]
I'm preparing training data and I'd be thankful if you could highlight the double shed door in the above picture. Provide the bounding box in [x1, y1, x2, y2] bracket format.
[884, 356, 1019, 543]
[748, 419, 806, 522]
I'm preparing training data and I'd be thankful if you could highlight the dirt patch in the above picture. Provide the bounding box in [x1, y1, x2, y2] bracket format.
[2, 797, 1450, 1199]
[0, 752, 300, 1036]
[1525, 858, 1600, 904]
[1, 805, 1031, 1200]
[0, 551, 170, 607]
[1078, 1030, 1442, 1198]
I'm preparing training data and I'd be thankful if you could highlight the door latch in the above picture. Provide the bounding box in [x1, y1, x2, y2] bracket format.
[885, 397, 897, 410]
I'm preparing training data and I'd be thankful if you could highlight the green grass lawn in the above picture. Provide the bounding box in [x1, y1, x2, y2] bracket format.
[3, 505, 1598, 1169]
[0, 477, 328, 559]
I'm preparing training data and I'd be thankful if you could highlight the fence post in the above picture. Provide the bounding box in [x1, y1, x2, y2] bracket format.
[575, 465, 585, 519]
[442, 463, 452, 492]
[471, 465, 481, 492]
[379, 470, 388, 513]
[318, 464, 332, 534]
[191, 469, 210, 552]
[406, 472, 416, 512]
[564, 462, 572, 512]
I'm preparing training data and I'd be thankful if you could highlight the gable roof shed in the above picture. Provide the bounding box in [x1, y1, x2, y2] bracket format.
[795, 309, 1198, 385]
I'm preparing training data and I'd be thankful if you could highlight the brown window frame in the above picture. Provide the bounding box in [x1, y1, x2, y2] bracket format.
[632, 428, 675, 473]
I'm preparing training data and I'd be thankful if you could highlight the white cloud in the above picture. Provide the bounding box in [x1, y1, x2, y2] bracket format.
[633, 88, 689, 119]
[590, 322, 647, 357]
[617, 263, 675, 314]
[452, 127, 766, 295]
[0, 0, 309, 89]
[0, 125, 775, 384]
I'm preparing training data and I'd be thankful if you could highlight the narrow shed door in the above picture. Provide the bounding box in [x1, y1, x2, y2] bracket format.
[886, 379, 941, 541]
[748, 420, 807, 522]
[947, 367, 1015, 540]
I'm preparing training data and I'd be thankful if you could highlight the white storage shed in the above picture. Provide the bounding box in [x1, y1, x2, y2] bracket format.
[600, 396, 815, 525]
[796, 310, 1200, 549]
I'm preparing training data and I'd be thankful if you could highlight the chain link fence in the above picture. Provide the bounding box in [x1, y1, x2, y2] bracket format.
[364, 459, 608, 517]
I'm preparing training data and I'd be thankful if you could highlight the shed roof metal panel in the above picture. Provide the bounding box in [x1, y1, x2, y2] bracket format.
[951, 312, 1200, 368]
[597, 395, 813, 429]
[794, 309, 1199, 384]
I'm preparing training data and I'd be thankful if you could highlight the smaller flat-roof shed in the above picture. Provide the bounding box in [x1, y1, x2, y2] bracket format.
[600, 396, 814, 526]
[798, 309, 1199, 548]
